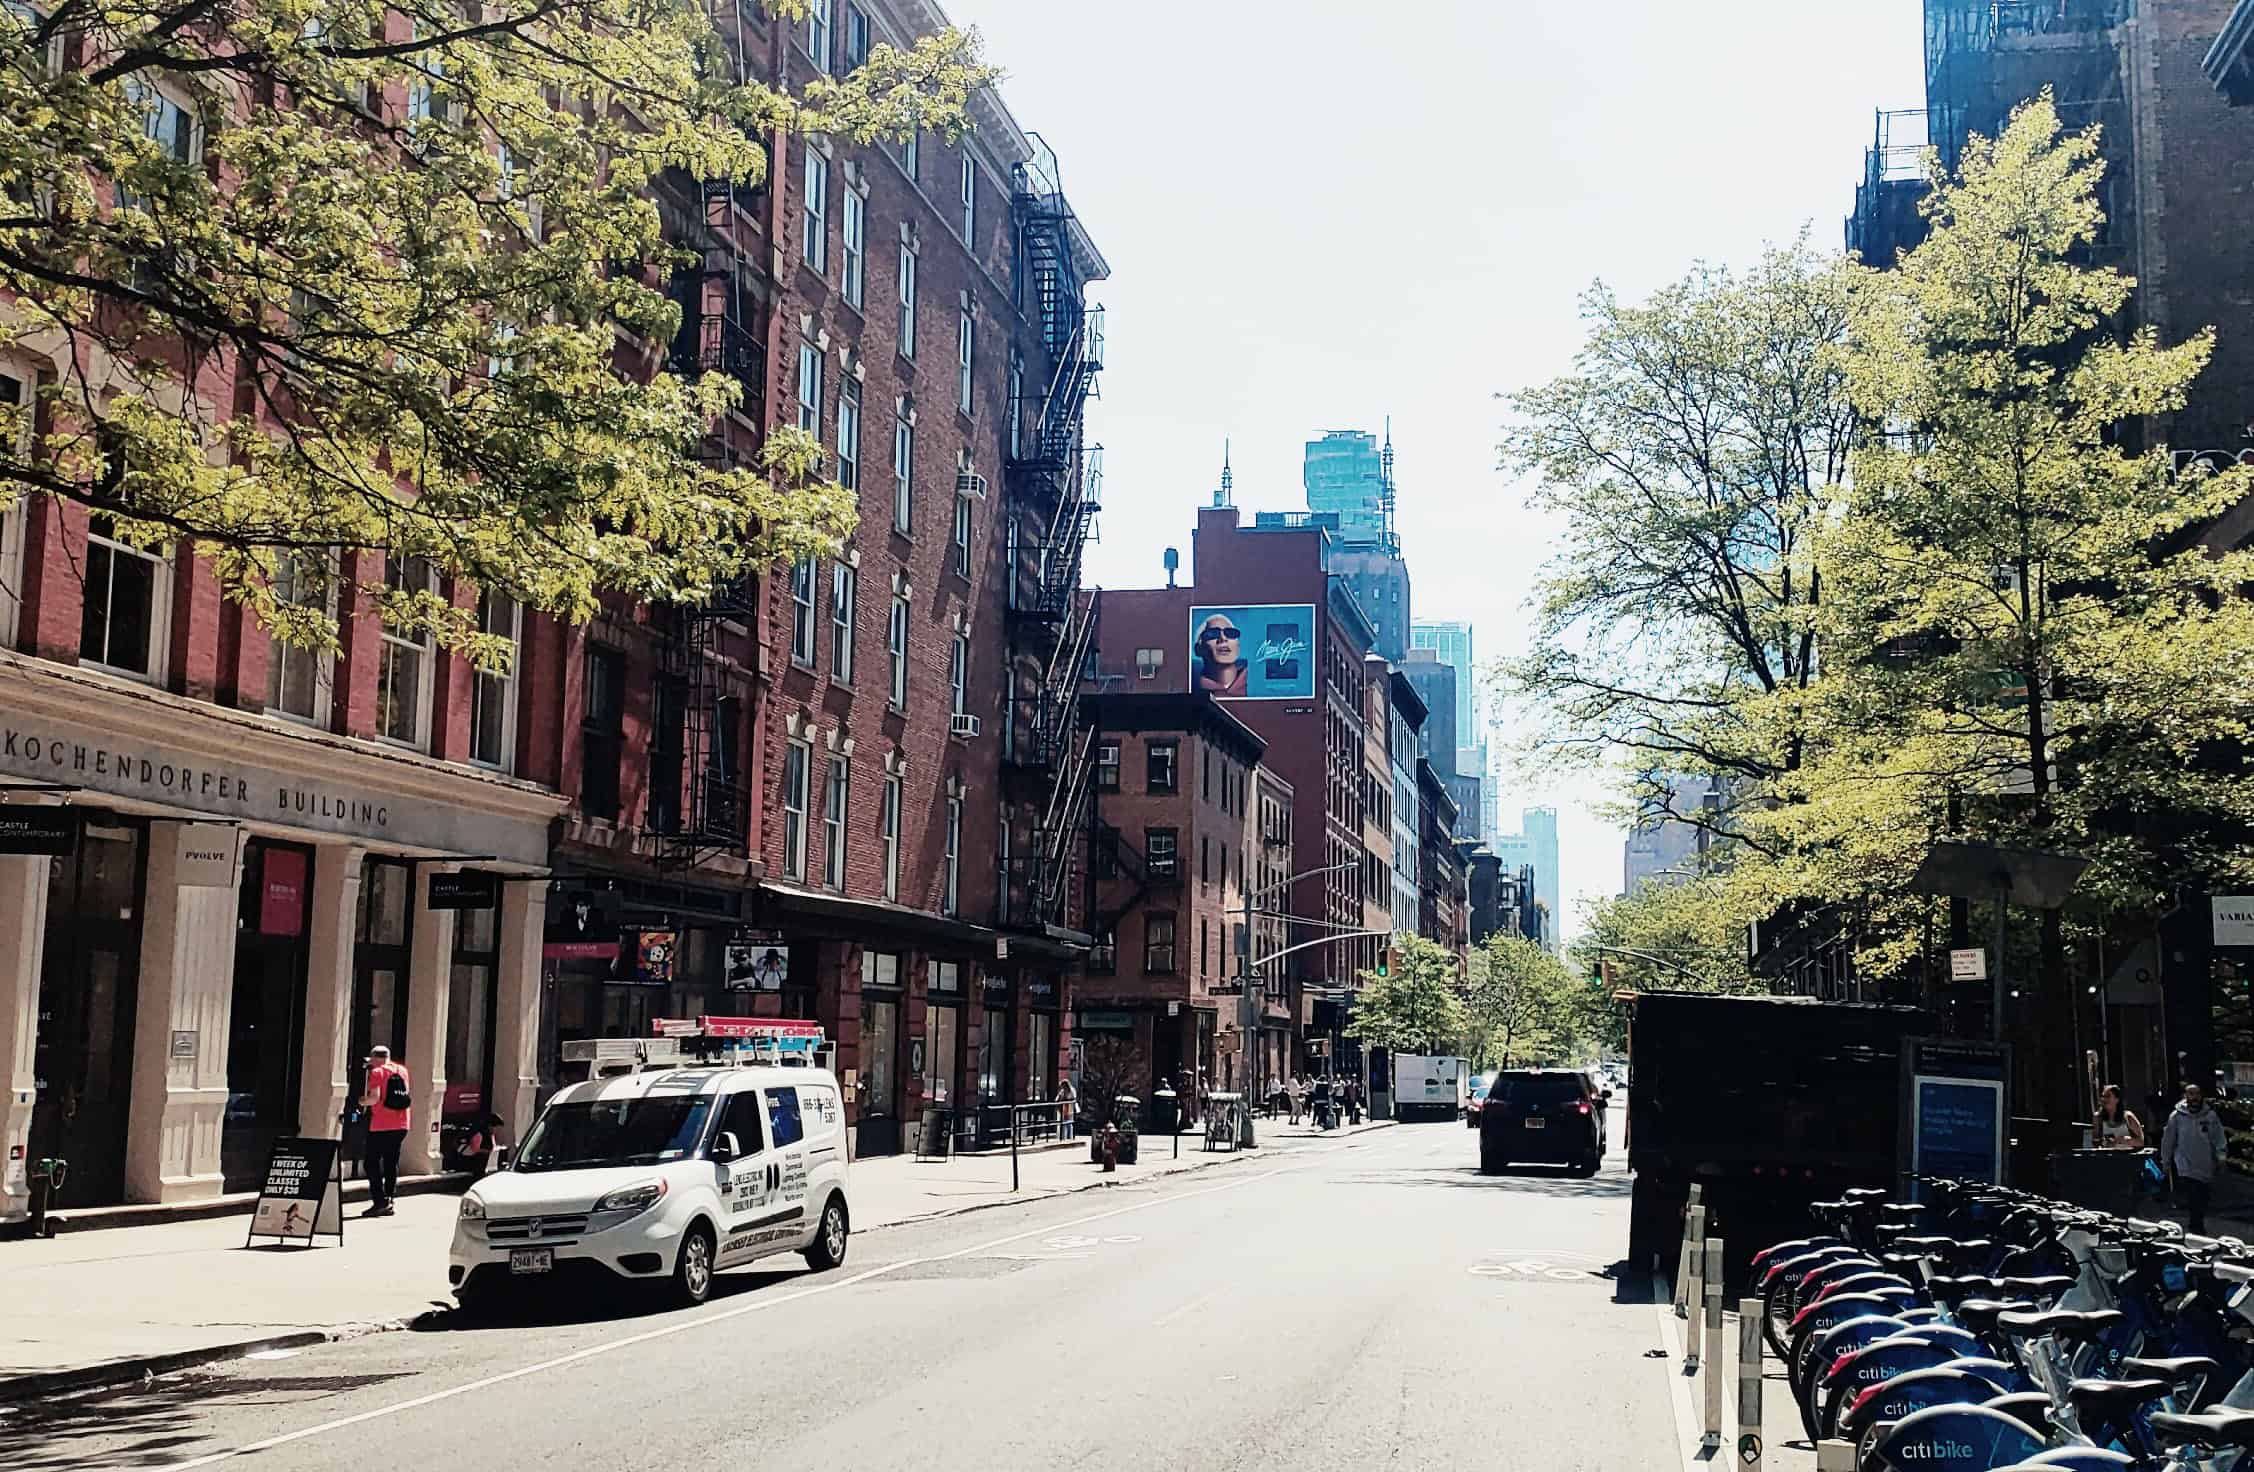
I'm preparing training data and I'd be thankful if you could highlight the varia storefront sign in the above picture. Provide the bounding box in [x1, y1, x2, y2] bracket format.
[0, 712, 547, 863]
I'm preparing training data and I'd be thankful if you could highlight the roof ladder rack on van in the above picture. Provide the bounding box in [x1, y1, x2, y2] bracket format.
[559, 1037, 686, 1078]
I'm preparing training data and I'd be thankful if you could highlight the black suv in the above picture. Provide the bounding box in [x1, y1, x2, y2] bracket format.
[1479, 1070, 1606, 1176]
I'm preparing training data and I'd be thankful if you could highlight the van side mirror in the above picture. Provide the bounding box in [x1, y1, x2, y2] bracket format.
[711, 1132, 740, 1163]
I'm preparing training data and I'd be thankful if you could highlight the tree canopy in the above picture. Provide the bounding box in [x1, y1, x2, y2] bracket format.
[0, 0, 989, 655]
[1350, 934, 1466, 1058]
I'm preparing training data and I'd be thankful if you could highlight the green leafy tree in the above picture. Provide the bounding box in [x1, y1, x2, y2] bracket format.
[1350, 934, 1467, 1058]
[0, 0, 989, 655]
[1465, 934, 1582, 1068]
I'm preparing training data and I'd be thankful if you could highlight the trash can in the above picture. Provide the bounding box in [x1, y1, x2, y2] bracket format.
[1153, 1086, 1179, 1137]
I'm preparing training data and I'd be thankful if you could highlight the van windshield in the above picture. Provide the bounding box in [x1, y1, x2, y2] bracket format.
[514, 1095, 714, 1172]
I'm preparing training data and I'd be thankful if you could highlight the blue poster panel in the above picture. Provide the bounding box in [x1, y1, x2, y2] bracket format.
[1912, 1075, 2004, 1184]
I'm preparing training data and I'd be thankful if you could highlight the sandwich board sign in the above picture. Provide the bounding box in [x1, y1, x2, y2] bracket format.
[246, 1136, 345, 1247]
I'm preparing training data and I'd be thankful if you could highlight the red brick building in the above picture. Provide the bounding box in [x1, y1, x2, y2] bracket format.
[1079, 691, 1273, 1105]
[0, 0, 1108, 1219]
[1093, 506, 1381, 1070]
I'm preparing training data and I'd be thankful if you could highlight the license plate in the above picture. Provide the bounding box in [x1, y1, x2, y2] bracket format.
[1524, 1117, 1547, 1130]
[509, 1247, 554, 1275]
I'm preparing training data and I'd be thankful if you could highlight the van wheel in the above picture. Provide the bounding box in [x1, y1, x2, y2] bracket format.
[671, 1223, 716, 1307]
[804, 1195, 849, 1272]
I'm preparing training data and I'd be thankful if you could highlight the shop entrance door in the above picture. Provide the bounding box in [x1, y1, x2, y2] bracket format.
[223, 841, 312, 1189]
[28, 819, 146, 1207]
[345, 857, 413, 1175]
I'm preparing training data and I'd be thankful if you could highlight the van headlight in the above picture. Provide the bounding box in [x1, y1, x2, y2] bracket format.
[594, 1179, 669, 1216]
[458, 1194, 487, 1221]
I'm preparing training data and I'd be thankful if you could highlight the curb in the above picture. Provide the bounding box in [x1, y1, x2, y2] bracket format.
[0, 1121, 1396, 1402]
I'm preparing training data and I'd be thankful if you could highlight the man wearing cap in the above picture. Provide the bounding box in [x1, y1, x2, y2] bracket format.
[362, 1045, 412, 1217]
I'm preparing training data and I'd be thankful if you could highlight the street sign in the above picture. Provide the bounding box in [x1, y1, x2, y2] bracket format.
[428, 869, 500, 910]
[1949, 948, 1987, 981]
[0, 806, 74, 854]
[2216, 897, 2254, 946]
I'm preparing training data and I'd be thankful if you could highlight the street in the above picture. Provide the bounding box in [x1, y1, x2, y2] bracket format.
[10, 1122, 1683, 1471]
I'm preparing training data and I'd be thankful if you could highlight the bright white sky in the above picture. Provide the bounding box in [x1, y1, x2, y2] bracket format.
[946, 0, 1926, 938]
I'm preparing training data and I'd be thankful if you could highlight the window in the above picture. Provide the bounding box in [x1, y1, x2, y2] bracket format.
[949, 633, 968, 717]
[892, 415, 914, 532]
[470, 590, 519, 770]
[1135, 647, 1163, 680]
[888, 593, 908, 708]
[805, 0, 831, 73]
[404, 34, 448, 129]
[716, 1089, 765, 1158]
[1200, 918, 1209, 979]
[1203, 746, 1214, 803]
[789, 558, 817, 666]
[765, 1087, 804, 1148]
[265, 551, 334, 725]
[497, 140, 543, 240]
[120, 80, 196, 197]
[829, 561, 856, 682]
[952, 490, 972, 577]
[1201, 834, 1211, 885]
[956, 308, 973, 413]
[1007, 353, 1023, 459]
[78, 515, 168, 680]
[582, 646, 625, 821]
[902, 121, 918, 182]
[1090, 926, 1116, 973]
[880, 772, 901, 901]
[801, 145, 827, 270]
[844, 2, 870, 66]
[782, 739, 811, 881]
[1095, 740, 1120, 791]
[959, 154, 976, 240]
[376, 558, 436, 747]
[897, 243, 917, 355]
[1144, 913, 1176, 974]
[650, 674, 685, 834]
[797, 341, 821, 434]
[0, 370, 21, 647]
[1147, 740, 1178, 793]
[942, 794, 961, 917]
[823, 756, 849, 889]
[1146, 827, 1177, 880]
[841, 187, 865, 308]
[837, 377, 860, 490]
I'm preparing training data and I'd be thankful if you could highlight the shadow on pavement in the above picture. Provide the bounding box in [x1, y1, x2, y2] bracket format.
[1334, 1164, 1633, 1200]
[7, 1371, 415, 1472]
[413, 1261, 811, 1334]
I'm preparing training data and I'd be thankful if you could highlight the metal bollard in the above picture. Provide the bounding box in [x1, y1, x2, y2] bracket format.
[1683, 1205, 1709, 1365]
[1737, 1296, 1765, 1470]
[1673, 1186, 1705, 1316]
[1702, 1236, 1725, 1448]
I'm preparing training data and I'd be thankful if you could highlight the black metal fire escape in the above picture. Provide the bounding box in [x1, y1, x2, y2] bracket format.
[1001, 135, 1106, 933]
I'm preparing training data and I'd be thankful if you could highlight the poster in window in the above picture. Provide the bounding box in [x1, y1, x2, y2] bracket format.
[1188, 604, 1315, 700]
[725, 932, 789, 991]
[634, 928, 677, 985]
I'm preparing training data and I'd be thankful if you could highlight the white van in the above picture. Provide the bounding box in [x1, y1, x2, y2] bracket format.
[449, 1025, 850, 1312]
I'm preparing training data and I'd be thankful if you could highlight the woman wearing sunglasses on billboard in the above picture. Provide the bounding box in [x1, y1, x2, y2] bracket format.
[1195, 614, 1248, 695]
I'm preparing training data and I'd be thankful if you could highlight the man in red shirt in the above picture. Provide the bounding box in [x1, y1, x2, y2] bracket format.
[362, 1044, 412, 1217]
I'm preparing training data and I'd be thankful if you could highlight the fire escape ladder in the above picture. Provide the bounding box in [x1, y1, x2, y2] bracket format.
[650, 579, 755, 870]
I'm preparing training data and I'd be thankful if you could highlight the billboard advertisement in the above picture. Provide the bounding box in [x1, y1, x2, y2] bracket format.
[1189, 603, 1315, 700]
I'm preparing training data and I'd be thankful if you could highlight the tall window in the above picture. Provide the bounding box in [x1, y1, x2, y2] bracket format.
[797, 342, 821, 434]
[805, 0, 831, 73]
[1007, 353, 1023, 459]
[0, 372, 21, 648]
[902, 121, 918, 182]
[789, 558, 817, 666]
[949, 633, 968, 717]
[942, 794, 961, 917]
[837, 377, 860, 490]
[880, 773, 901, 901]
[892, 415, 914, 532]
[265, 551, 333, 724]
[829, 561, 856, 682]
[952, 489, 972, 577]
[581, 646, 625, 821]
[79, 515, 168, 680]
[959, 154, 976, 240]
[782, 738, 811, 881]
[897, 243, 917, 354]
[1145, 827, 1177, 880]
[1147, 739, 1178, 793]
[841, 188, 865, 308]
[1145, 913, 1176, 974]
[801, 145, 827, 270]
[844, 2, 870, 67]
[887, 593, 908, 708]
[956, 308, 973, 413]
[1095, 741, 1120, 791]
[470, 590, 519, 770]
[823, 756, 849, 888]
[376, 557, 436, 747]
[117, 78, 199, 213]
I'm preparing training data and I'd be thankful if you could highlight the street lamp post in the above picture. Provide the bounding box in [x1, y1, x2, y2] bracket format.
[1229, 859, 1357, 1148]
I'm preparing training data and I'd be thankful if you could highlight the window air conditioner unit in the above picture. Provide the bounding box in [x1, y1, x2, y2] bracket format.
[950, 713, 982, 738]
[956, 471, 988, 499]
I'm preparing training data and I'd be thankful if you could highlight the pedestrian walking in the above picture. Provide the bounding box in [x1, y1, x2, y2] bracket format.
[2162, 1082, 2229, 1235]
[361, 1044, 412, 1217]
[2094, 1083, 2146, 1150]
[1057, 1075, 1077, 1141]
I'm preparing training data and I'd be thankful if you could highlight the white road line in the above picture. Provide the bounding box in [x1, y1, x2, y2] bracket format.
[1152, 1288, 1221, 1328]
[1649, 1273, 1717, 1472]
[160, 1164, 1303, 1469]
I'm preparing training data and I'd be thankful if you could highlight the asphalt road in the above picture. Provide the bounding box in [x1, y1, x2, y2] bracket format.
[13, 1116, 1686, 1471]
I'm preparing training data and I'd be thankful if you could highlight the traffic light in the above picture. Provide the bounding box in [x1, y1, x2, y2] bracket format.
[1376, 943, 1396, 979]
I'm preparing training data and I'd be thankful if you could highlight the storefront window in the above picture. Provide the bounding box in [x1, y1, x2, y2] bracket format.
[224, 840, 312, 1190]
[443, 900, 498, 1167]
[979, 1005, 1009, 1105]
[29, 818, 146, 1206]
[862, 998, 898, 1121]
[924, 1002, 958, 1107]
[351, 857, 413, 1067]
[1028, 1012, 1055, 1101]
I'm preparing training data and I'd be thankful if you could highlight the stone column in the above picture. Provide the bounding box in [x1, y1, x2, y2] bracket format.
[400, 867, 457, 1174]
[490, 880, 545, 1148]
[297, 844, 364, 1147]
[0, 851, 51, 1221]
[123, 822, 242, 1203]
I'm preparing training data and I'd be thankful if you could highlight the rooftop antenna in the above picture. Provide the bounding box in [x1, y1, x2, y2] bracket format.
[1379, 416, 1398, 554]
[1214, 438, 1233, 509]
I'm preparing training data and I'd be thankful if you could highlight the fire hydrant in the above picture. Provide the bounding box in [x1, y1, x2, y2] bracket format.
[1099, 1123, 1121, 1173]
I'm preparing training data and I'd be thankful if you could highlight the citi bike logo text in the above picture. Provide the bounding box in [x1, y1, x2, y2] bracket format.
[1900, 1443, 1976, 1462]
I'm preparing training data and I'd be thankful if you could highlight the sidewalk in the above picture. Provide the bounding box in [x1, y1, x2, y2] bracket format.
[0, 1121, 1393, 1399]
